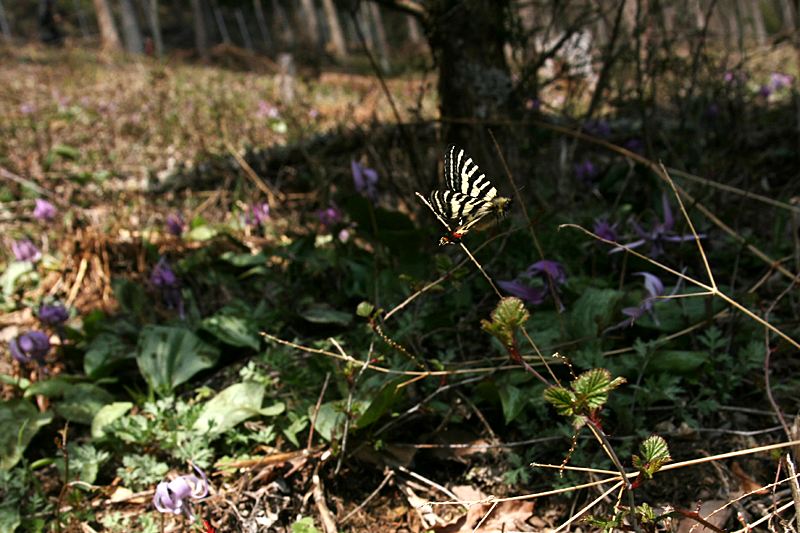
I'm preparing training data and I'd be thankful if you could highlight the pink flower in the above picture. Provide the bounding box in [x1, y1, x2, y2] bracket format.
[33, 199, 56, 220]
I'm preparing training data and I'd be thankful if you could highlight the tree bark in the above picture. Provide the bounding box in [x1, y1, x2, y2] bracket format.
[92, 0, 122, 50]
[190, 0, 209, 60]
[368, 2, 391, 73]
[776, 0, 797, 31]
[118, 0, 144, 54]
[300, 0, 322, 49]
[253, 0, 273, 49]
[321, 0, 347, 58]
[149, 0, 164, 57]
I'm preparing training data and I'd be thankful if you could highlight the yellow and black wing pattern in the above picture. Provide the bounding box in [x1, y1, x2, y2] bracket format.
[430, 144, 512, 245]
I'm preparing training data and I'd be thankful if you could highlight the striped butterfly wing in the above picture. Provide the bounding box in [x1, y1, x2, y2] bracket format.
[430, 190, 492, 224]
[444, 144, 498, 203]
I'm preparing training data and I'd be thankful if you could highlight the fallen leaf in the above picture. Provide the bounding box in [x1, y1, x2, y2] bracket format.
[432, 500, 535, 533]
[730, 462, 768, 494]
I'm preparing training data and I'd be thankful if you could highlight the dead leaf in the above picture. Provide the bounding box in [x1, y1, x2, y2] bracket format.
[432, 500, 536, 533]
[730, 462, 768, 494]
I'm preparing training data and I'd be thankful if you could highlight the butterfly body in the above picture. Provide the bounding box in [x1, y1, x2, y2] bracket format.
[430, 144, 512, 246]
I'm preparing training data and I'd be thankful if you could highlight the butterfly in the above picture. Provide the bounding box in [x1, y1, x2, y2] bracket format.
[429, 144, 512, 245]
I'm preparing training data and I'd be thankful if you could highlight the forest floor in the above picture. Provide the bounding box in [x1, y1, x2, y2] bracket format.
[1, 43, 799, 533]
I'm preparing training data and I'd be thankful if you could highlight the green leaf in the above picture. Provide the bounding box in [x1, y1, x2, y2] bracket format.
[0, 399, 53, 470]
[219, 252, 269, 267]
[136, 325, 220, 394]
[639, 435, 672, 467]
[193, 382, 284, 435]
[300, 304, 352, 325]
[111, 277, 151, 320]
[498, 384, 526, 424]
[0, 503, 20, 533]
[543, 387, 576, 416]
[91, 402, 133, 440]
[201, 314, 261, 350]
[55, 383, 115, 425]
[313, 401, 347, 441]
[83, 332, 136, 378]
[23, 379, 73, 399]
[0, 261, 35, 298]
[355, 377, 406, 429]
[356, 301, 375, 318]
[53, 144, 79, 160]
[567, 288, 623, 339]
[185, 225, 216, 241]
[481, 297, 529, 346]
[648, 350, 709, 373]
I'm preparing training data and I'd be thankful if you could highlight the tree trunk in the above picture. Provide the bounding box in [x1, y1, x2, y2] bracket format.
[274, 0, 295, 48]
[321, 0, 347, 58]
[776, 0, 796, 31]
[190, 0, 209, 59]
[368, 2, 391, 73]
[425, 0, 514, 162]
[300, 0, 321, 49]
[149, 0, 164, 57]
[407, 13, 422, 43]
[253, 0, 273, 49]
[118, 0, 144, 54]
[92, 0, 122, 50]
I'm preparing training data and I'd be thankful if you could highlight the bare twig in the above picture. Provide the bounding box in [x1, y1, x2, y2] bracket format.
[340, 469, 395, 524]
[308, 372, 331, 451]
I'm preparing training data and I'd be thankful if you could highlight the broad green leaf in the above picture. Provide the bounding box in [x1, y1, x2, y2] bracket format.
[136, 325, 220, 394]
[0, 503, 20, 533]
[543, 387, 576, 416]
[0, 261, 35, 298]
[300, 304, 352, 325]
[356, 301, 375, 317]
[567, 288, 623, 339]
[640, 434, 671, 465]
[185, 225, 216, 241]
[201, 314, 261, 350]
[91, 402, 133, 439]
[313, 401, 347, 441]
[83, 332, 136, 378]
[0, 399, 53, 471]
[0, 375, 30, 389]
[220, 252, 269, 267]
[193, 382, 283, 435]
[356, 377, 407, 429]
[648, 350, 708, 373]
[55, 383, 115, 425]
[498, 384, 526, 424]
[492, 297, 530, 329]
[23, 379, 73, 399]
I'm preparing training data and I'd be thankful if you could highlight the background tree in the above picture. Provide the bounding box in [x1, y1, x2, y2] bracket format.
[118, 0, 144, 54]
[92, 0, 122, 50]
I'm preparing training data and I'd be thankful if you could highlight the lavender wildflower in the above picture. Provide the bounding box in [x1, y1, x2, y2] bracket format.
[759, 85, 772, 98]
[574, 159, 598, 182]
[585, 120, 611, 140]
[33, 199, 56, 221]
[166, 213, 186, 236]
[39, 303, 69, 326]
[498, 260, 567, 310]
[624, 138, 645, 154]
[9, 331, 51, 365]
[317, 202, 342, 228]
[593, 216, 620, 243]
[352, 160, 379, 204]
[245, 203, 270, 227]
[151, 257, 184, 317]
[770, 73, 794, 91]
[610, 194, 703, 258]
[20, 103, 35, 114]
[153, 463, 210, 519]
[12, 238, 42, 263]
[606, 272, 684, 331]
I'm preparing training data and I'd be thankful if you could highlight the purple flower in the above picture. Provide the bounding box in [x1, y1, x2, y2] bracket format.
[759, 85, 772, 98]
[309, 109, 320, 119]
[574, 159, 598, 182]
[606, 272, 684, 331]
[593, 216, 620, 243]
[151, 257, 184, 317]
[724, 72, 748, 86]
[702, 104, 719, 121]
[352, 160, 379, 204]
[624, 138, 645, 154]
[151, 257, 178, 288]
[317, 202, 342, 228]
[585, 120, 611, 140]
[338, 228, 350, 242]
[153, 463, 209, 519]
[246, 203, 270, 226]
[39, 303, 69, 326]
[770, 73, 794, 91]
[12, 238, 42, 263]
[166, 213, 186, 236]
[33, 199, 56, 221]
[526, 99, 541, 111]
[499, 260, 567, 310]
[9, 331, 51, 365]
[610, 194, 704, 258]
[20, 103, 35, 114]
[256, 101, 281, 119]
